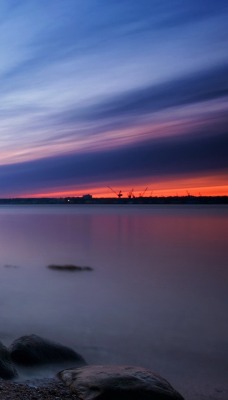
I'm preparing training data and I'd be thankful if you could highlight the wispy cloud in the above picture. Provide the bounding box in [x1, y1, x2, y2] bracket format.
[0, 0, 228, 195]
[58, 62, 228, 123]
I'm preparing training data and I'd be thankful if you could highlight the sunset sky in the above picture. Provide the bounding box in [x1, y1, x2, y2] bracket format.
[0, 0, 228, 197]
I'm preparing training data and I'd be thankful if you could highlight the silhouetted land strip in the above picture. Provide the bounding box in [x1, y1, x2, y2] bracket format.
[0, 196, 227, 205]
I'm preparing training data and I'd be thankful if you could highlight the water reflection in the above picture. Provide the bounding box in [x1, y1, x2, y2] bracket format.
[0, 205, 227, 391]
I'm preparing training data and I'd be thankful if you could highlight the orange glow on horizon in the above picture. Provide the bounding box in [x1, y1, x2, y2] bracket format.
[16, 174, 228, 198]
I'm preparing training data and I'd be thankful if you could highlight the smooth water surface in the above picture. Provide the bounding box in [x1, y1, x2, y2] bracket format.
[0, 205, 227, 396]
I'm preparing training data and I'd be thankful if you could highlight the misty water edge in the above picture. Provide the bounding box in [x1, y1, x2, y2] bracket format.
[0, 205, 227, 396]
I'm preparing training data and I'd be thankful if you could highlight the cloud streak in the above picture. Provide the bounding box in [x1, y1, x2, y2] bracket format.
[0, 125, 227, 196]
[71, 63, 228, 122]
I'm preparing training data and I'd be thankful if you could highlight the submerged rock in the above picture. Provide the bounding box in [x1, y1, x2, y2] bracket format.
[0, 341, 18, 379]
[9, 334, 86, 367]
[58, 365, 184, 400]
[47, 264, 93, 271]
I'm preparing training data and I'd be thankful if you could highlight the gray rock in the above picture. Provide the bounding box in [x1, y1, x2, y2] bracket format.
[58, 365, 184, 399]
[0, 342, 18, 379]
[9, 334, 86, 367]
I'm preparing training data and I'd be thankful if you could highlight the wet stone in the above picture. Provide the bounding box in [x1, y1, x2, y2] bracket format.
[0, 341, 18, 380]
[58, 365, 184, 400]
[9, 334, 86, 367]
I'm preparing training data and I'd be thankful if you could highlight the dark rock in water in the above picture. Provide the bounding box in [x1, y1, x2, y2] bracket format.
[47, 264, 93, 271]
[0, 342, 18, 379]
[9, 334, 86, 367]
[58, 365, 184, 400]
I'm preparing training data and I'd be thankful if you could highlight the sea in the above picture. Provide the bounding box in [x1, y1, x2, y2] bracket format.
[0, 205, 227, 397]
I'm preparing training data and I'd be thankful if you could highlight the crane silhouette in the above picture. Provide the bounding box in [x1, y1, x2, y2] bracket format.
[107, 186, 123, 198]
[128, 188, 134, 199]
[139, 187, 148, 197]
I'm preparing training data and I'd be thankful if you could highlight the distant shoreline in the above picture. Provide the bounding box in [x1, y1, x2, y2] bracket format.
[0, 196, 227, 205]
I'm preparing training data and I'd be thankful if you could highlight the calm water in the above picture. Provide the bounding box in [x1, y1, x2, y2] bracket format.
[0, 205, 228, 395]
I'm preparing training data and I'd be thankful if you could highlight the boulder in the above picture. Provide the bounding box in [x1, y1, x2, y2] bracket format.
[9, 334, 86, 367]
[58, 365, 184, 400]
[0, 342, 17, 379]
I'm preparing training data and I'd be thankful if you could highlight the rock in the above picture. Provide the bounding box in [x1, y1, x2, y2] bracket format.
[0, 341, 18, 379]
[0, 378, 80, 399]
[9, 334, 86, 367]
[47, 264, 93, 271]
[58, 365, 184, 400]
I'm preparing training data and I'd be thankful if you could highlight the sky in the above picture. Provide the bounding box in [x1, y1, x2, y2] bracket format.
[0, 0, 228, 198]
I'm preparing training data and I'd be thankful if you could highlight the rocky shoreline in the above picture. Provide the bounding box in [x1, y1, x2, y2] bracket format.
[0, 378, 79, 400]
[0, 378, 226, 400]
[0, 334, 186, 399]
[0, 334, 86, 399]
[1, 334, 227, 400]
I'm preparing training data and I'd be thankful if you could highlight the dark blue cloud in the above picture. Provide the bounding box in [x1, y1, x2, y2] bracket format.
[154, 0, 228, 29]
[54, 62, 228, 128]
[85, 63, 228, 119]
[0, 125, 227, 196]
